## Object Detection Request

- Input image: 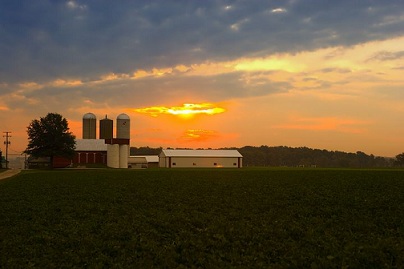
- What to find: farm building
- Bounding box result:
[74,139,108,165]
[159,149,243,168]
[53,139,107,168]
[128,156,159,168]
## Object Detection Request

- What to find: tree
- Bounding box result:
[24,113,76,168]
[395,153,404,166]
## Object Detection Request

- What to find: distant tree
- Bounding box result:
[24,113,76,168]
[394,153,404,166]
[130,146,162,156]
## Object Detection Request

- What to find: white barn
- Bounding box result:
[159,149,243,168]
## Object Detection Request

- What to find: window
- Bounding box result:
[172,163,176,166]
[233,163,237,166]
[214,163,217,166]
[193,163,196,166]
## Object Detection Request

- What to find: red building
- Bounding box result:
[53,139,107,168]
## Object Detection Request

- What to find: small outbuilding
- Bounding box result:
[128,155,159,168]
[159,149,243,168]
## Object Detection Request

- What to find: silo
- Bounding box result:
[107,144,120,168]
[82,113,97,139]
[119,145,129,168]
[116,113,130,139]
[99,115,113,139]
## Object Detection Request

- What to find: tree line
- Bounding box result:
[131,145,402,168]
[233,146,394,168]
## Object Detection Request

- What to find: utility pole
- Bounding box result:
[3,132,11,169]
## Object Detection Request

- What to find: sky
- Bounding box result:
[1,0,403,157]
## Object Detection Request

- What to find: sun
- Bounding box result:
[134,103,226,119]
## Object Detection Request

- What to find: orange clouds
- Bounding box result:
[180,129,219,142]
[235,57,304,72]
[134,103,226,118]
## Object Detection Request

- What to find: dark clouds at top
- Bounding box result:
[0,0,403,84]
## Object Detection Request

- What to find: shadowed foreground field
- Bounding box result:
[0,168,403,268]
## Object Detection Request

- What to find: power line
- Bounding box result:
[3,132,11,169]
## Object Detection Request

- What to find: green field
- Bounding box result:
[0,168,403,268]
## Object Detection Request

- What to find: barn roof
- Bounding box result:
[144,155,159,162]
[75,139,107,151]
[160,149,242,158]
[129,155,159,163]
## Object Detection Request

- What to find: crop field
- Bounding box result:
[0,168,403,268]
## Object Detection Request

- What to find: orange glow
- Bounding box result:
[180,129,219,142]
[0,99,9,111]
[134,103,226,118]
[273,117,370,134]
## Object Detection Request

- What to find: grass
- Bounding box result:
[0,168,403,268]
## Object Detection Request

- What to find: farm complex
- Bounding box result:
[50,113,243,168]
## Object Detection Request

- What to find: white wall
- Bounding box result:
[159,157,168,168]
[160,157,242,168]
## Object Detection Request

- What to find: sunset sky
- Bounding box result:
[1,0,403,157]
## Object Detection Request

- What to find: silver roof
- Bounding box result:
[117,113,130,120]
[129,155,159,163]
[160,149,242,158]
[75,139,107,151]
[83,113,96,119]
[143,156,159,162]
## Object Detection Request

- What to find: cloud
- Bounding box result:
[134,103,226,118]
[3,34,403,121]
[0,0,403,84]
[367,51,404,62]
[179,129,219,142]
[270,8,287,14]
[66,1,87,10]
[319,67,352,73]
[3,32,403,105]
[235,58,304,73]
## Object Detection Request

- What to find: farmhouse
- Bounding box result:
[159,149,243,168]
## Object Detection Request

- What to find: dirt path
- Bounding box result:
[0,169,22,180]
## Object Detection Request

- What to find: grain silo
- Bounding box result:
[107,144,120,168]
[82,113,97,139]
[119,144,129,168]
[99,115,113,139]
[116,113,130,139]
[104,113,130,169]
[117,113,130,168]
